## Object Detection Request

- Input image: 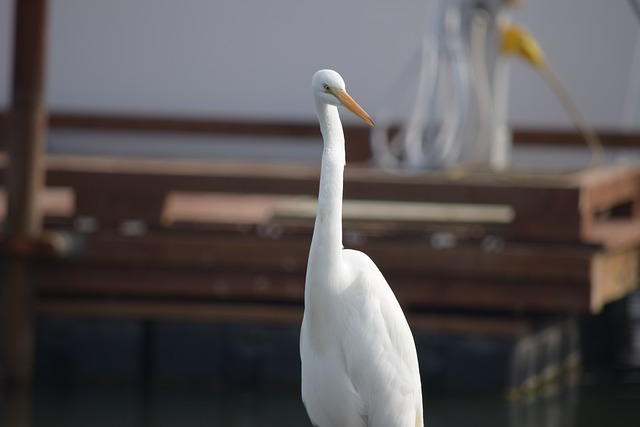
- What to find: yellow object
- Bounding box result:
[500,24,545,67]
[497,23,603,170]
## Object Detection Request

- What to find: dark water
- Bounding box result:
[3,292,639,426]
[2,376,639,427]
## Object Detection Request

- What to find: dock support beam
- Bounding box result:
[2,0,49,388]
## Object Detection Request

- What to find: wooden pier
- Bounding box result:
[1,156,638,309]
[0,153,637,320]
[0,153,637,392]
[0,0,639,392]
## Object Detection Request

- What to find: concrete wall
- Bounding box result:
[1,0,639,129]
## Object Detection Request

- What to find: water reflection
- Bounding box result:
[508,377,579,427]
[21,387,310,427]
[3,390,31,427]
[2,375,639,427]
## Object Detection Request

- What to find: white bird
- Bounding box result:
[300,69,424,427]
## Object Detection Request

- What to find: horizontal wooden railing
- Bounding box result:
[1,111,639,163]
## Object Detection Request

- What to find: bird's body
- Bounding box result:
[301,69,423,427]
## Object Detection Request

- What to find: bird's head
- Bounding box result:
[312,69,374,126]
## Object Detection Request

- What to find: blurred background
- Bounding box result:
[1,0,640,426]
[1,0,639,127]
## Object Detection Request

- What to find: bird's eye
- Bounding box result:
[323,84,330,91]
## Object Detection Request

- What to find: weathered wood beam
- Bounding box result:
[0,154,637,248]
[36,262,592,313]
[2,0,49,388]
[48,231,594,282]
[1,112,639,163]
[5,2,48,237]
[37,156,638,246]
[35,299,535,338]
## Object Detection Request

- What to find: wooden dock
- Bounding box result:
[1,0,638,393]
[0,154,637,317]
[0,154,636,392]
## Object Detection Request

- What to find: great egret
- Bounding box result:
[300,69,424,427]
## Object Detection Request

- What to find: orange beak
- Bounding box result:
[334,89,375,127]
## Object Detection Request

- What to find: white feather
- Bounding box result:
[301,70,424,427]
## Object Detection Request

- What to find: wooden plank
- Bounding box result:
[588,218,640,250]
[4,2,49,239]
[6,154,580,210]
[579,167,640,247]
[78,232,312,273]
[33,228,637,314]
[36,300,303,325]
[36,259,596,313]
[43,155,322,195]
[363,241,593,282]
[394,278,590,313]
[0,188,287,227]
[47,114,325,138]
[0,113,6,148]
[4,262,36,388]
[590,248,639,312]
[63,231,595,283]
[2,0,49,388]
[35,298,532,338]
[1,112,639,153]
[37,264,305,302]
[163,193,292,224]
[74,189,166,222]
[41,155,586,242]
[0,112,370,161]
[1,161,637,248]
[0,188,74,218]
[4,154,640,246]
[274,197,515,224]
[513,128,640,148]
[270,215,502,242]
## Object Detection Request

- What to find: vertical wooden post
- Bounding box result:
[2,0,49,388]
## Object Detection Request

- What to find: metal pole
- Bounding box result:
[2,0,49,388]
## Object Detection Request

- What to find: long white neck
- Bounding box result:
[308,100,345,277]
